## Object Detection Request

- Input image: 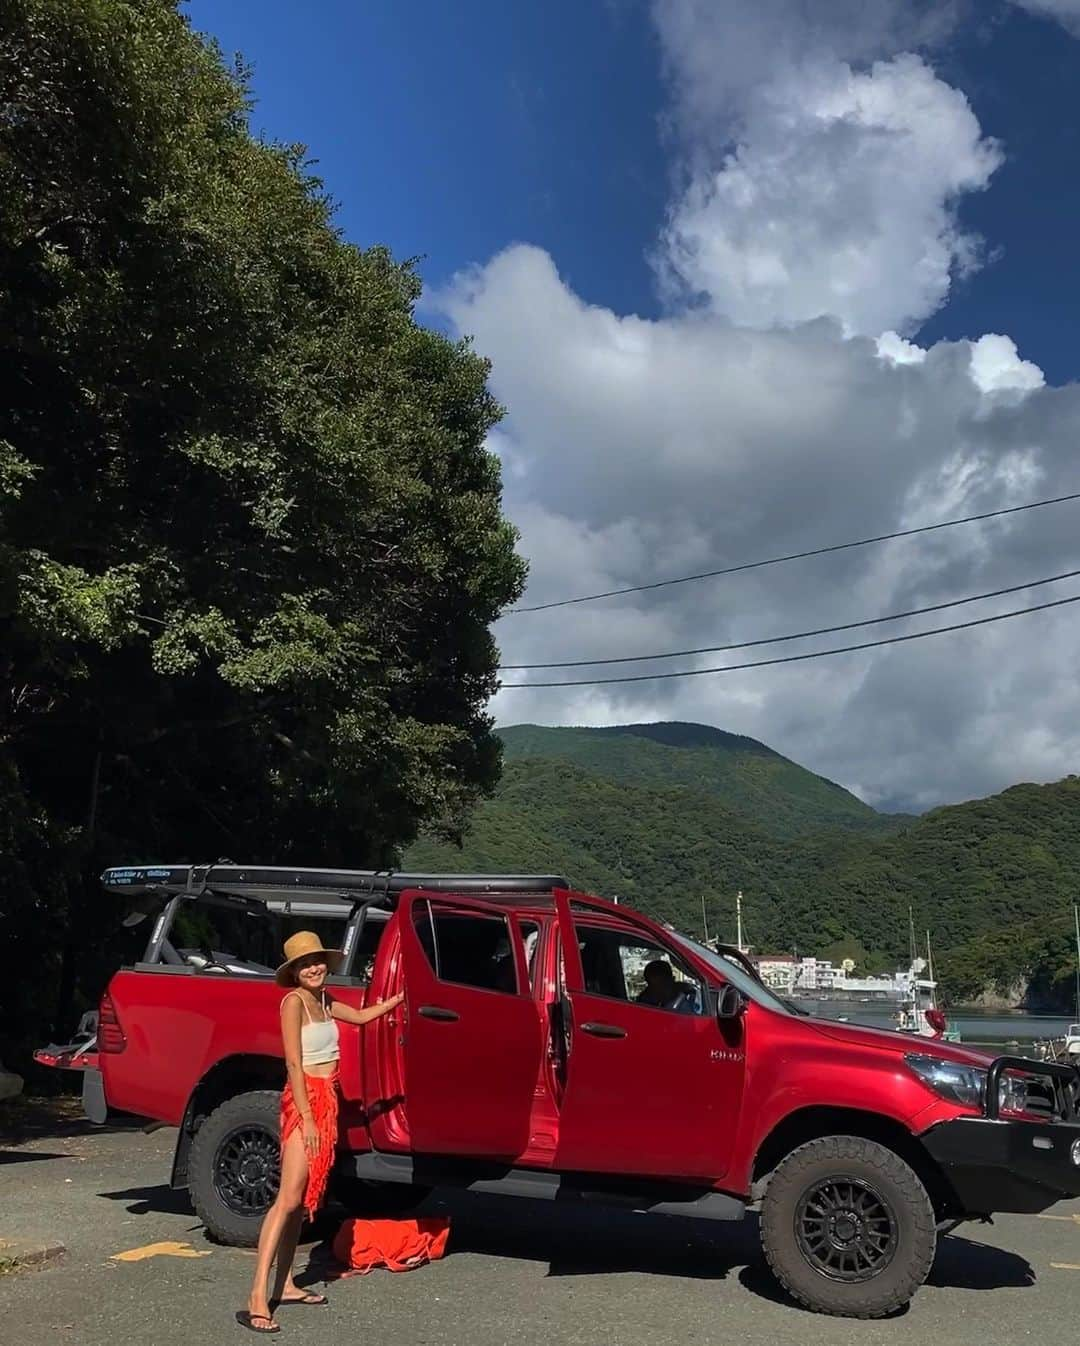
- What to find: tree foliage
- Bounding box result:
[0,0,524,1069]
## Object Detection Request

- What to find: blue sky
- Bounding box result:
[920,10,1080,377]
[185,0,668,326]
[185,0,1080,381]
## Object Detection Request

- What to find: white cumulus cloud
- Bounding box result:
[441,246,1078,810]
[659,54,1001,335]
[969,334,1045,397]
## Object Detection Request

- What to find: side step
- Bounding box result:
[341,1151,745,1222]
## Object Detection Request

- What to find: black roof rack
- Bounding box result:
[101,863,570,905]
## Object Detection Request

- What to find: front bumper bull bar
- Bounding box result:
[922,1055,1080,1215]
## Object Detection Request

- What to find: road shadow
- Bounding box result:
[304,1190,760,1284]
[928,1233,1035,1291]
[298,1193,1039,1315]
[735,1231,1035,1317]
[737,1258,919,1319]
[98,1183,198,1219]
[0,1149,74,1165]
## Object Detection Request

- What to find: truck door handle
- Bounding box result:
[581,1022,626,1039]
[418,1005,459,1022]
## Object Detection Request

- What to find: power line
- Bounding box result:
[499,566,1080,669]
[507,489,1080,614]
[499,592,1080,689]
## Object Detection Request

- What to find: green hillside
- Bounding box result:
[783,779,1080,1003]
[406,724,1080,1007]
[407,756,787,929]
[499,722,895,839]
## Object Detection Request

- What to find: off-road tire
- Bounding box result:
[189,1089,281,1247]
[760,1134,937,1318]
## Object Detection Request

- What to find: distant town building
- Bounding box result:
[753,954,798,992]
[749,952,916,1000]
[797,957,841,991]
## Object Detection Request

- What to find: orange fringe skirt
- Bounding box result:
[280,1071,339,1221]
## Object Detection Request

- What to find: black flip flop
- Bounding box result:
[236,1310,281,1334]
[275,1292,328,1308]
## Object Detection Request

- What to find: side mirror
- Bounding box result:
[716,984,747,1020]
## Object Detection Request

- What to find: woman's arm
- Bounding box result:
[331,991,404,1027]
[281,995,320,1158]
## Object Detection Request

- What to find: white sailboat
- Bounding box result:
[894,914,959,1041]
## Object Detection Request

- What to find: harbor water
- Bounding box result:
[800,1000,1075,1051]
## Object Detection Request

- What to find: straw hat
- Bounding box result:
[276,931,344,986]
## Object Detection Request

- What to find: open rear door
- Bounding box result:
[398,891,544,1159]
[552,889,743,1181]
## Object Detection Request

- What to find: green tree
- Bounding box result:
[0,0,525,1067]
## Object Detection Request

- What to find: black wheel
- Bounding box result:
[189,1090,281,1246]
[761,1135,936,1318]
[331,1174,432,1216]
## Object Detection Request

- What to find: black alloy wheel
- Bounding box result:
[795,1176,898,1282]
[760,1134,937,1317]
[213,1123,280,1217]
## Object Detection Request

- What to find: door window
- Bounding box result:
[519,920,541,991]
[413,903,524,995]
[575,925,706,1015]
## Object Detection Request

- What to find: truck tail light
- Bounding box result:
[98,993,127,1054]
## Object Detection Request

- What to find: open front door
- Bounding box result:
[553,889,744,1181]
[398,892,543,1159]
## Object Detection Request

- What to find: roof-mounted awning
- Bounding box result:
[102,863,570,906]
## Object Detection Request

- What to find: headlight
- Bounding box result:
[904,1054,1029,1114]
[905,1054,986,1108]
[997,1072,1029,1115]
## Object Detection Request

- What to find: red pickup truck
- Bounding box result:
[39,864,1080,1319]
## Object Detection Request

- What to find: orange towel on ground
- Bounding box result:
[331,1216,451,1276]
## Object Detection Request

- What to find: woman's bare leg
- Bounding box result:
[270,1208,306,1302]
[246,1129,307,1328]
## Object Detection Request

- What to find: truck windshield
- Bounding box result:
[671,933,793,1016]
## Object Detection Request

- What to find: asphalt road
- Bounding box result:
[2,1120,1079,1346]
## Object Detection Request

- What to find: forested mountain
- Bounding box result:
[499,722,897,839]
[407,724,1080,1007]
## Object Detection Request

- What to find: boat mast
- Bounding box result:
[736,890,745,955]
[1073,903,1079,1021]
[908,908,918,1019]
[701,894,710,945]
[926,931,936,1009]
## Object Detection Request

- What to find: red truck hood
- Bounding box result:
[803,1015,993,1066]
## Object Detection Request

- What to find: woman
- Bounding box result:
[240,931,404,1334]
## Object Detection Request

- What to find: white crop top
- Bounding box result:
[284,992,340,1067]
